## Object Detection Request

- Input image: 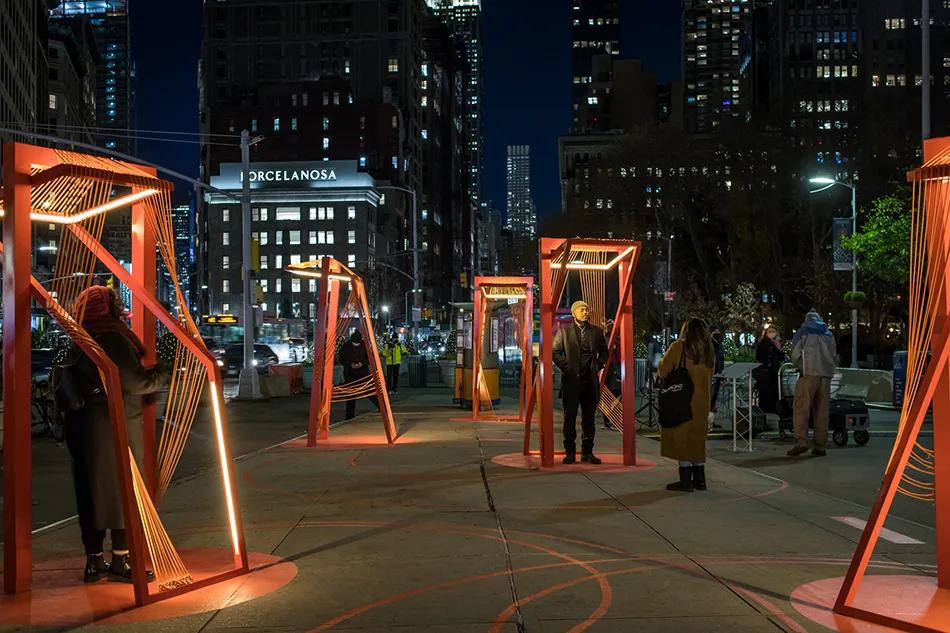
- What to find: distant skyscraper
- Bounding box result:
[50,0,135,154]
[571,0,621,126]
[506,145,535,240]
[172,203,194,308]
[682,0,751,134]
[0,0,42,142]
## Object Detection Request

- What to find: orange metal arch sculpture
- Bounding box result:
[286,257,396,446]
[470,276,534,422]
[524,238,641,468]
[1,142,248,605]
[832,138,950,632]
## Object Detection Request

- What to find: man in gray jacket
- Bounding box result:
[788,309,838,457]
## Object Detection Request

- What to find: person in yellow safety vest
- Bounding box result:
[383,334,409,393]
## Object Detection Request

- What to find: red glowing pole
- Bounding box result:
[320,260,341,440]
[309,262,332,446]
[2,142,36,593]
[521,284,534,423]
[353,275,396,442]
[131,181,158,498]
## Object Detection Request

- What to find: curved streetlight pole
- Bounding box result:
[373,185,419,345]
[810,177,858,368]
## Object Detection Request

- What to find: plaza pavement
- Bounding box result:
[0,389,937,633]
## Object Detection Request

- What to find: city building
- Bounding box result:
[476,201,501,275]
[657,81,685,127]
[47,16,99,144]
[682,0,753,134]
[506,145,535,241]
[199,0,471,324]
[571,0,621,126]
[204,160,383,320]
[50,0,135,154]
[0,0,44,143]
[172,201,195,309]
[426,0,482,212]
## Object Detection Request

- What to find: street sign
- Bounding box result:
[664,291,676,302]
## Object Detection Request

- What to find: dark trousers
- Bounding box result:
[65,415,127,555]
[387,364,400,391]
[345,396,380,420]
[563,381,598,455]
[710,377,723,410]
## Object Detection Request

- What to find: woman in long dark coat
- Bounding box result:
[755,325,784,414]
[657,318,716,492]
[63,286,162,583]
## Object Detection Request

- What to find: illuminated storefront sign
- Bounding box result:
[210,161,374,191]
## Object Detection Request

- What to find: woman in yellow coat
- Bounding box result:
[657,317,716,492]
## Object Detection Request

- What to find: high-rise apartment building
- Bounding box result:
[172,202,194,309]
[506,145,535,241]
[682,0,752,134]
[571,0,621,126]
[50,1,135,154]
[47,17,99,145]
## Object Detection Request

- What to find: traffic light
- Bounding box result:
[460,272,468,288]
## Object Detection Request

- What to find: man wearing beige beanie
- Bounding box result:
[552,300,609,464]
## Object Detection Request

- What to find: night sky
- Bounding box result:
[132,0,681,217]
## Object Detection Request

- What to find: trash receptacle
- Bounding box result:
[406,355,427,388]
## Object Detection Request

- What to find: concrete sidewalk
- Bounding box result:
[0,391,936,632]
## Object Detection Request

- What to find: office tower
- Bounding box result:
[571,0,621,126]
[47,17,100,144]
[506,145,535,241]
[682,0,752,134]
[172,202,194,309]
[50,1,135,154]
[0,0,44,143]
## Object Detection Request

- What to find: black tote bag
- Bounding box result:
[658,348,694,429]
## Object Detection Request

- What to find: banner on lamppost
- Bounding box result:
[833,217,854,272]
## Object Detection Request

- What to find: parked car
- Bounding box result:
[220,344,279,376]
[420,337,446,358]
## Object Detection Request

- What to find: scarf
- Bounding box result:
[76,285,146,357]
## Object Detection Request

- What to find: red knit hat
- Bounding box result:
[75,285,115,323]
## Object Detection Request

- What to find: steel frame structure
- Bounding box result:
[1,142,249,605]
[832,137,950,632]
[524,238,641,468]
[470,276,534,422]
[286,257,396,446]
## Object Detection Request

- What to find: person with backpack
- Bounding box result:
[55,286,163,584]
[787,309,837,457]
[383,334,409,393]
[657,317,716,492]
[338,330,380,419]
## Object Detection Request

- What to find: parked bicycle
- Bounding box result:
[32,376,65,442]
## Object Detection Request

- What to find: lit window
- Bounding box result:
[290,230,301,245]
[392,115,398,129]
[327,231,335,244]
[588,96,598,105]
[421,95,428,107]
[260,279,268,292]
[222,256,230,269]
[309,280,316,292]
[344,60,351,74]
[323,117,329,130]
[323,137,330,150]
[886,74,896,86]
[251,118,257,132]
[276,231,283,245]
[276,207,301,221]
[292,278,301,292]
[380,194,386,205]
[348,230,356,244]
[275,279,282,293]
[260,255,268,269]
[310,207,317,220]
[275,254,283,268]
[222,279,230,293]
[388,56,399,73]
[872,75,881,87]
[421,63,428,77]
[333,91,340,105]
[222,232,230,246]
[259,231,268,245]
[360,156,366,167]
[49,93,57,109]
[392,156,398,169]
[309,230,317,244]
[273,117,280,131]
[222,209,230,222]
[897,74,907,87]
[223,303,230,312]
[348,254,356,268]
[292,118,298,131]
[348,206,356,219]
[290,255,301,266]
[422,129,428,140]
[260,208,269,221]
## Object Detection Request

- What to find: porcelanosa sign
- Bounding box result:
[210,161,374,190]
[242,168,337,183]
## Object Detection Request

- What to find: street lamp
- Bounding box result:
[382,305,391,327]
[646,230,674,349]
[374,185,420,346]
[810,176,858,368]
